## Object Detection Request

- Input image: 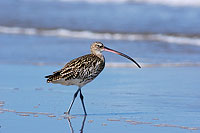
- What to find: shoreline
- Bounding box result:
[1,62,200,68]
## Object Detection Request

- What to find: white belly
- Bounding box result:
[51,78,86,87]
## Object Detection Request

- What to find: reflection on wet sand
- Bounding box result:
[0,107,200,131]
[65,115,87,133]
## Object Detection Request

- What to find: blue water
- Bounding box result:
[1,0,200,34]
[0,0,200,65]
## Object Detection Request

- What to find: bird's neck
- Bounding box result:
[91,51,105,61]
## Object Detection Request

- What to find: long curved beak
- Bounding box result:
[104,46,141,68]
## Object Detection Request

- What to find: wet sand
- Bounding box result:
[0,64,200,133]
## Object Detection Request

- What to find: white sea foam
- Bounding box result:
[106,62,200,68]
[1,26,200,46]
[30,62,200,68]
[50,0,200,7]
[134,0,200,7]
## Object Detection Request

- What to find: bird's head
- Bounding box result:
[91,42,104,54]
[90,42,141,68]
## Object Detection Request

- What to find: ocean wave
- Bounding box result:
[106,62,200,68]
[30,62,200,68]
[1,26,200,46]
[49,0,200,7]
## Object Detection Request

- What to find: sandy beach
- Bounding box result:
[0,64,199,133]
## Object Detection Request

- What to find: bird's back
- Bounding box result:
[45,54,105,87]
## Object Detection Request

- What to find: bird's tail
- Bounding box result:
[45,75,53,83]
[45,70,62,83]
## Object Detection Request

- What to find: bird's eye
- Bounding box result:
[98,45,103,48]
[95,42,103,48]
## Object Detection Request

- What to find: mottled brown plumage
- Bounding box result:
[45,54,105,87]
[45,42,141,115]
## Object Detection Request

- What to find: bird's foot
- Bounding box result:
[63,112,75,119]
[64,111,69,115]
[64,111,71,117]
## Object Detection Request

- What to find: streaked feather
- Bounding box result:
[45,54,105,86]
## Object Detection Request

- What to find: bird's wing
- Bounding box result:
[45,54,105,83]
[60,54,97,80]
[62,54,105,80]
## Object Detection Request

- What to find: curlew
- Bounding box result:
[45,42,141,115]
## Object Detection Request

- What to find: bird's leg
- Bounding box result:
[66,116,74,133]
[79,89,87,115]
[80,115,87,133]
[65,88,80,115]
